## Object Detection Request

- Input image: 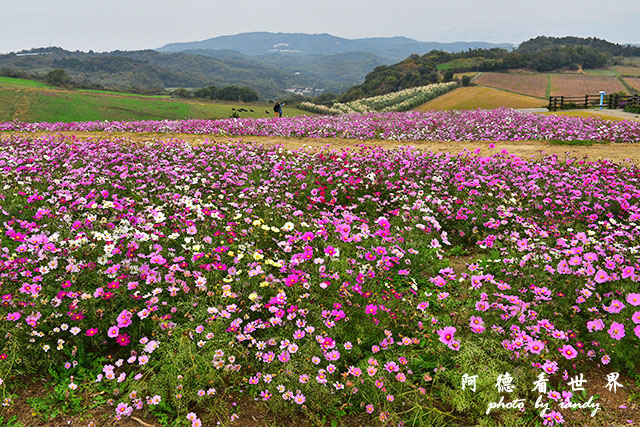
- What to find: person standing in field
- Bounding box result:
[273,102,284,117]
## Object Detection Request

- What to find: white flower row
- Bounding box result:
[300,82,457,115]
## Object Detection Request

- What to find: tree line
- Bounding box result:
[172,85,259,102]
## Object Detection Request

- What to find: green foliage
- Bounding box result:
[45,69,73,88]
[547,139,608,146]
[0,415,25,427]
[442,70,454,82]
[461,75,471,86]
[339,54,439,102]
[170,88,192,99]
[193,84,259,102]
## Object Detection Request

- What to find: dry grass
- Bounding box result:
[617,66,640,77]
[416,86,545,111]
[550,74,628,96]
[624,77,640,91]
[475,72,548,98]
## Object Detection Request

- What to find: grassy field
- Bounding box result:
[436,57,485,70]
[0,77,309,122]
[475,72,548,98]
[549,73,628,96]
[582,68,617,76]
[415,86,546,110]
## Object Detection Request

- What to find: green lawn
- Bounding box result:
[0,77,310,122]
[0,76,54,88]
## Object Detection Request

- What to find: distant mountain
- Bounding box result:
[158,32,514,61]
[183,49,388,93]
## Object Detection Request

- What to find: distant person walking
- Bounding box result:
[273,102,284,117]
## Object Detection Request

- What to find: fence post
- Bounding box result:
[584,94,589,108]
[548,97,553,110]
[560,96,564,110]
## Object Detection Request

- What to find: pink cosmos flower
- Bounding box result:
[365,304,378,315]
[558,344,578,360]
[628,293,640,306]
[284,274,299,287]
[86,328,98,337]
[6,312,21,321]
[107,326,120,338]
[437,326,456,345]
[384,361,399,373]
[115,402,132,417]
[608,322,625,340]
[527,340,544,354]
[587,319,605,332]
[594,270,609,284]
[417,302,429,311]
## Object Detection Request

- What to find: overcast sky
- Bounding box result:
[2,0,639,53]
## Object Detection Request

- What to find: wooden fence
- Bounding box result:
[548,94,640,111]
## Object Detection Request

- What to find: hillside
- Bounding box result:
[158,32,514,61]
[0,77,309,122]
[0,48,307,99]
[338,55,439,102]
[336,35,640,102]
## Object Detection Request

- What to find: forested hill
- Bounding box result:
[517,36,640,56]
[339,55,439,102]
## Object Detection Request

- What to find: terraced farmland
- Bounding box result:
[475,72,548,98]
[624,77,640,91]
[550,74,628,96]
[616,66,640,77]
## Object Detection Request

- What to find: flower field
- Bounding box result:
[2,108,640,143]
[0,118,640,426]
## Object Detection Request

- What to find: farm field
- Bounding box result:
[0,77,309,122]
[416,86,545,110]
[616,66,640,77]
[624,77,640,91]
[474,72,548,98]
[549,73,628,96]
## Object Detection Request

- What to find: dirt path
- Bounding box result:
[4,131,640,164]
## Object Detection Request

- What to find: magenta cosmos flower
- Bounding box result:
[116,334,131,346]
[437,326,457,345]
